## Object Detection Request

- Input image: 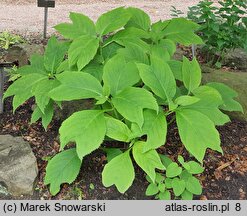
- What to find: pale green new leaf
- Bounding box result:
[138,56,176,104]
[102,150,135,193]
[44,36,69,73]
[125,7,151,31]
[172,178,186,196]
[55,12,96,39]
[142,109,167,152]
[105,117,132,142]
[112,87,158,127]
[44,148,81,195]
[187,161,204,174]
[181,190,193,200]
[182,57,201,93]
[186,176,202,195]
[176,109,222,162]
[133,141,165,182]
[158,190,171,200]
[145,183,159,196]
[68,35,99,70]
[49,72,103,101]
[103,55,140,96]
[96,7,131,36]
[207,82,243,112]
[59,110,106,159]
[166,162,182,178]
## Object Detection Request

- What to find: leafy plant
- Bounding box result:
[4,7,243,198]
[145,155,204,200]
[187,0,247,67]
[0,31,24,50]
[170,6,185,18]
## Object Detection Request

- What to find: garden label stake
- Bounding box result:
[37,0,55,39]
[0,65,4,113]
[0,62,14,113]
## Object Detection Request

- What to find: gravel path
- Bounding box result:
[0,0,201,36]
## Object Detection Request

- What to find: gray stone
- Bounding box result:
[4,44,44,66]
[0,135,38,196]
[223,48,247,71]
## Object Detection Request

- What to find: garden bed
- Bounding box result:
[0,85,246,200]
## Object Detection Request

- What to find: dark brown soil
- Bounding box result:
[0,84,246,200]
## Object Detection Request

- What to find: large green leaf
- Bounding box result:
[55,12,96,39]
[105,117,132,142]
[102,42,123,62]
[167,60,183,81]
[44,148,81,195]
[4,74,46,111]
[32,79,60,113]
[68,35,99,70]
[182,57,201,93]
[103,55,140,96]
[117,41,149,64]
[150,44,170,62]
[102,150,135,193]
[49,72,103,101]
[132,141,165,182]
[104,148,122,162]
[125,7,151,31]
[176,109,222,162]
[160,39,177,56]
[17,54,47,76]
[44,36,69,73]
[207,82,243,112]
[138,56,176,104]
[162,18,203,45]
[113,27,149,43]
[59,110,106,159]
[142,110,167,152]
[96,7,131,36]
[184,86,230,125]
[112,87,158,127]
[31,101,54,129]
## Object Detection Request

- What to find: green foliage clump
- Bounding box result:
[4,7,243,198]
[145,155,204,200]
[0,31,24,50]
[187,0,247,67]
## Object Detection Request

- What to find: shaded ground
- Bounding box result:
[0,85,246,200]
[0,0,201,36]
